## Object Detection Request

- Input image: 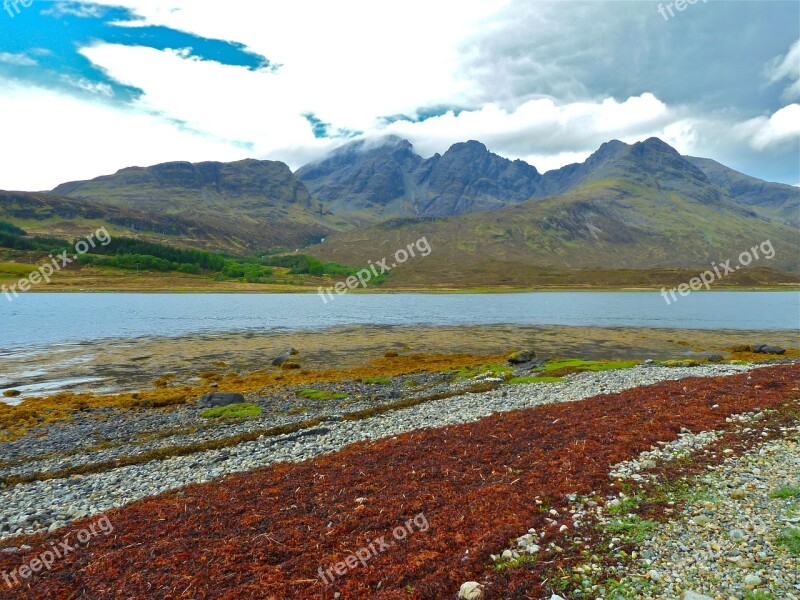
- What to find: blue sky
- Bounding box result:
[0,0,797,190]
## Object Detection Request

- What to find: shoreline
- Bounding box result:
[2,324,798,402]
[1,363,797,597]
[6,285,800,294]
[0,362,772,538]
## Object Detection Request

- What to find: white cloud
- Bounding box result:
[765,40,800,102]
[0,0,797,189]
[736,104,800,151]
[0,78,249,191]
[60,74,114,97]
[41,2,106,19]
[0,52,36,66]
[377,93,675,167]
[82,0,503,132]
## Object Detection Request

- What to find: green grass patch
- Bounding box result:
[744,591,776,600]
[492,554,538,571]
[607,495,644,516]
[451,363,512,380]
[508,375,564,384]
[659,359,702,367]
[0,262,37,277]
[200,403,262,419]
[542,359,639,377]
[604,516,658,544]
[602,576,660,600]
[770,485,800,499]
[362,377,392,385]
[297,389,347,400]
[777,527,800,555]
[508,359,639,384]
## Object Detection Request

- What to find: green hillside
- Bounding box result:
[307,178,800,287]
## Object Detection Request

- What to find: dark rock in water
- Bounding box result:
[756,345,785,355]
[508,350,536,364]
[752,344,767,353]
[272,355,289,366]
[199,392,245,408]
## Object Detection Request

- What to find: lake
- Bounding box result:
[1,291,798,352]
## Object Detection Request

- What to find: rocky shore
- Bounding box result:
[0,362,761,542]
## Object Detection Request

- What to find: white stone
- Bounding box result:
[458,582,484,600]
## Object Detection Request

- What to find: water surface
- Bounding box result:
[1,291,797,353]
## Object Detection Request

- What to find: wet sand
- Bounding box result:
[1,325,798,401]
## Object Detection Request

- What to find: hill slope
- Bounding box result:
[48,159,347,251]
[3,137,796,285]
[308,141,800,287]
[686,156,800,227]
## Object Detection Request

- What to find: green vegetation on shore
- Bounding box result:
[200,403,263,419]
[296,389,347,400]
[0,225,385,286]
[507,359,640,384]
[0,221,71,253]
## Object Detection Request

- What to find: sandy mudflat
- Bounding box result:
[1,324,798,400]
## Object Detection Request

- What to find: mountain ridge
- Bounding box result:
[297,135,798,227]
[1,136,796,285]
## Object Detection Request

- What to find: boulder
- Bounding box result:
[756,345,785,355]
[199,392,245,408]
[271,355,290,366]
[508,350,536,364]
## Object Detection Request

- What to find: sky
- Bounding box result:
[0,0,798,191]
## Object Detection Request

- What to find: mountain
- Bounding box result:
[413,140,542,216]
[686,156,800,227]
[536,138,724,207]
[307,138,799,286]
[293,136,422,223]
[3,137,797,288]
[0,190,192,241]
[296,136,541,220]
[298,136,795,222]
[48,159,347,251]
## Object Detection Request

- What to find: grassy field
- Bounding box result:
[2,259,798,293]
